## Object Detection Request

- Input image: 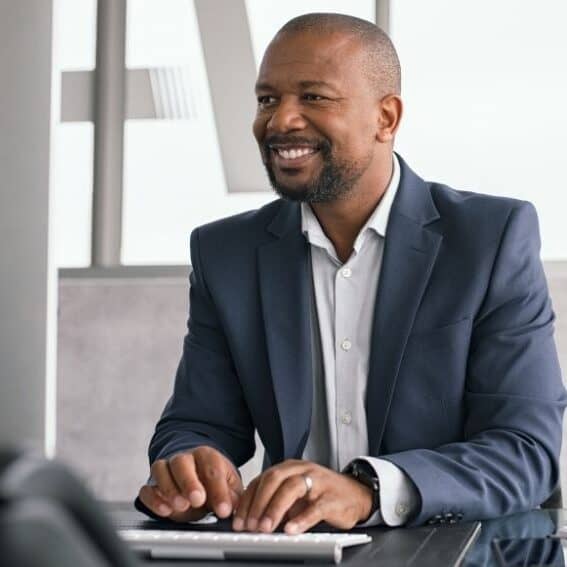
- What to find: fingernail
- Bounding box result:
[217,502,231,518]
[189,490,205,507]
[247,517,258,531]
[232,517,244,531]
[259,517,272,532]
[158,503,172,516]
[173,496,189,511]
[285,521,299,534]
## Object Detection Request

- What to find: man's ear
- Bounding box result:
[376,95,403,143]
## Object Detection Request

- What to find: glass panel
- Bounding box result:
[122,121,271,265]
[122,0,272,265]
[52,123,94,268]
[55,0,97,71]
[391,0,567,259]
[53,0,96,267]
[246,0,375,67]
[126,0,194,67]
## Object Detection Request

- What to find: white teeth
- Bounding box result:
[276,147,315,159]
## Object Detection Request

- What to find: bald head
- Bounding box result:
[274,12,401,98]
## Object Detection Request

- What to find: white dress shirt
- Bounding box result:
[301,154,419,526]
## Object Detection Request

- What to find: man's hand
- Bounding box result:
[232,460,373,534]
[138,446,243,522]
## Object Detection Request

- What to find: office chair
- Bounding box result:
[0,449,140,567]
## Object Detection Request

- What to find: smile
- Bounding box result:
[270,146,320,168]
[275,147,316,159]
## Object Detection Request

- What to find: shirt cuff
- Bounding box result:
[350,456,419,527]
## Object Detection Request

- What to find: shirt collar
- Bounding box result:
[301,154,400,253]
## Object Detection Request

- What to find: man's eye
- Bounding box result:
[304,94,324,101]
[257,96,276,106]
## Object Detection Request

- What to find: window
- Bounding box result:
[122,0,272,265]
[391,0,567,258]
[245,0,375,65]
[54,0,567,266]
[52,0,97,267]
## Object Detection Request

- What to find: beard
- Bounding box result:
[262,137,370,203]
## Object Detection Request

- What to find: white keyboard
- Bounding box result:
[119,529,372,564]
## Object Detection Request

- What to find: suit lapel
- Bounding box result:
[366,157,443,455]
[258,202,313,460]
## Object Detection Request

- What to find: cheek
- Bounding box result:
[331,131,372,161]
[252,115,267,143]
[336,119,377,160]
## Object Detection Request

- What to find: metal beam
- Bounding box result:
[59,265,190,280]
[194,0,268,193]
[375,0,390,33]
[61,67,199,122]
[92,0,127,267]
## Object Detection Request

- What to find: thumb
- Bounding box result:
[229,487,241,512]
[227,466,244,496]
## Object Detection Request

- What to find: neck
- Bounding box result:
[310,157,393,262]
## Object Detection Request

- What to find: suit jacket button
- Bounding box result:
[395,503,409,518]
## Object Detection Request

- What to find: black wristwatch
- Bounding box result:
[344,460,381,518]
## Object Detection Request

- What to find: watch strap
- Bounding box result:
[344,460,381,517]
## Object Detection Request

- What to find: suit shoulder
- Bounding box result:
[189,199,286,271]
[193,199,283,242]
[429,182,537,236]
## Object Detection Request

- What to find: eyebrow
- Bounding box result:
[255,80,339,93]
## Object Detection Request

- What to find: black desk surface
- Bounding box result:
[108,503,567,567]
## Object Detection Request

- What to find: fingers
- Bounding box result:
[143,447,243,522]
[227,469,245,498]
[234,461,315,532]
[231,462,365,533]
[193,449,236,518]
[232,477,260,531]
[256,475,311,533]
[138,483,173,517]
[169,453,206,507]
[284,500,325,534]
[150,458,190,513]
[244,472,283,531]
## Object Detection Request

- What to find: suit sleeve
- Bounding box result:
[148,228,256,468]
[382,201,567,526]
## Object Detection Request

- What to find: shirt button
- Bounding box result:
[341,411,352,425]
[341,339,352,351]
[341,267,352,278]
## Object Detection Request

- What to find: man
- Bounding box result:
[137,13,566,532]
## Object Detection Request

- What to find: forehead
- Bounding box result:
[256,31,367,90]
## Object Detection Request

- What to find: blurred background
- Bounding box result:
[1,0,566,503]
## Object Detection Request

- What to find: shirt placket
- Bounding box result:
[334,258,359,470]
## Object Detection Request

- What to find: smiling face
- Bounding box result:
[253,31,387,203]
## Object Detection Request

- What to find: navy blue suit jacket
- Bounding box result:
[149,156,566,526]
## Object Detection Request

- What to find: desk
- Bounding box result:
[462,509,566,566]
[109,503,566,566]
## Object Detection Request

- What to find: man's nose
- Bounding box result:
[267,98,307,133]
